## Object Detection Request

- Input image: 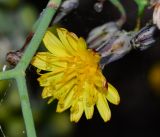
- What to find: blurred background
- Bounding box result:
[1,0,160,137]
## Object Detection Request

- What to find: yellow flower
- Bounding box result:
[31,28,120,122]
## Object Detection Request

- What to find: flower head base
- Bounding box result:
[31,28,120,122]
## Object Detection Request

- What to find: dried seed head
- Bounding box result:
[131,24,160,50]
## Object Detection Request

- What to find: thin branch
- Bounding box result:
[0,69,17,80]
[0,0,62,137]
[16,76,36,137]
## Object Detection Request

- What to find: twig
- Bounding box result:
[0,0,62,137]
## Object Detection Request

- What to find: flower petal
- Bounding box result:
[32,52,66,71]
[38,71,63,86]
[84,105,94,120]
[70,101,84,122]
[57,28,76,54]
[96,92,111,122]
[83,83,94,119]
[69,32,79,40]
[93,70,106,88]
[56,86,75,112]
[54,77,76,99]
[42,86,54,98]
[43,31,69,56]
[78,37,87,50]
[67,32,79,51]
[106,83,120,105]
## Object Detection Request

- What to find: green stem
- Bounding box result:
[16,75,36,137]
[16,0,62,70]
[0,0,62,137]
[109,0,126,26]
[109,0,126,18]
[0,69,17,80]
[134,0,148,17]
[134,0,149,30]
